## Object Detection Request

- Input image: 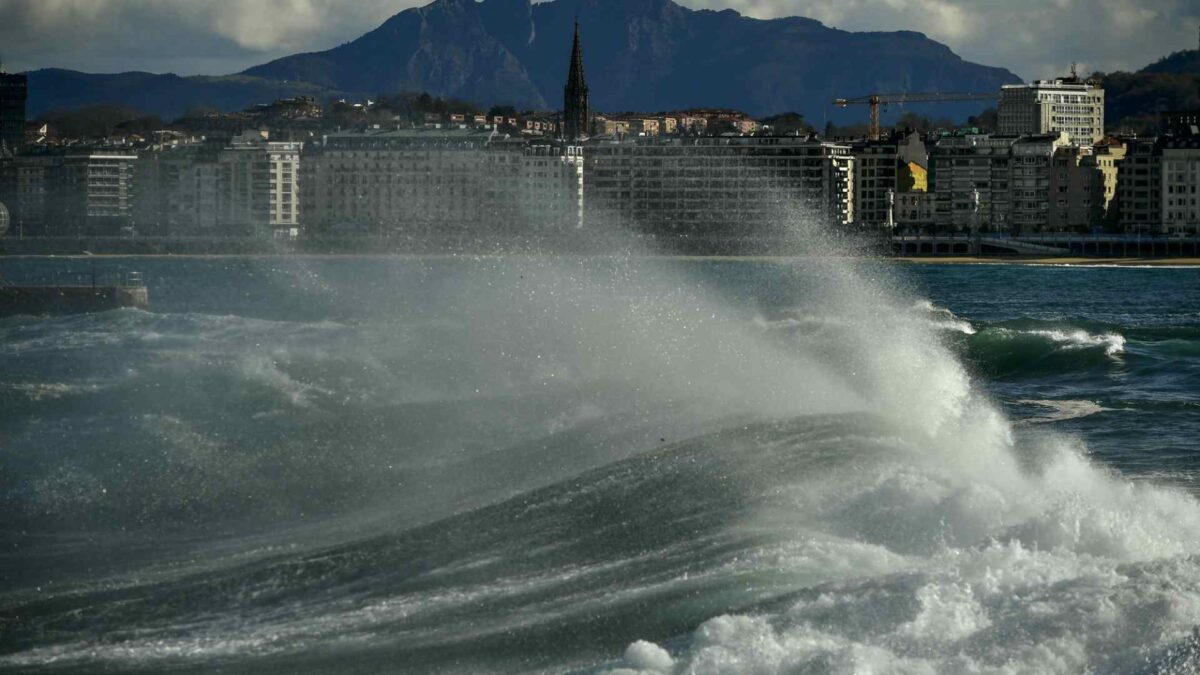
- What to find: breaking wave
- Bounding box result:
[2,257,1200,674]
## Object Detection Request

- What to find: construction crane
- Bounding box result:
[832,92,999,141]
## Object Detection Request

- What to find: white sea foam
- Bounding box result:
[1025,328,1126,356]
[610,440,1200,674]
[1016,398,1114,424]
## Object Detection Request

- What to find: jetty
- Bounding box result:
[0,270,148,317]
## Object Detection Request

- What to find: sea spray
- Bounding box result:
[3,252,1200,672]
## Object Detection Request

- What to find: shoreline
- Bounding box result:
[891,256,1200,266]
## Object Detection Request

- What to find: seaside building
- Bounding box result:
[300,129,584,237]
[217,132,302,237]
[301,129,493,236]
[1160,134,1200,234]
[1008,133,1072,234]
[1047,145,1105,232]
[1117,137,1163,234]
[134,132,300,238]
[1093,139,1126,225]
[583,135,855,236]
[894,191,936,231]
[929,133,1018,232]
[48,151,138,236]
[0,153,55,236]
[135,143,223,236]
[0,68,27,154]
[998,72,1105,145]
[852,130,927,228]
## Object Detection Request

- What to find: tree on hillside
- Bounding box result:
[487,105,517,119]
[35,105,156,140]
[966,107,998,133]
[1102,70,1200,135]
[758,112,813,135]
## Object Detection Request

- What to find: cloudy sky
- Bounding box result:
[0,0,1195,80]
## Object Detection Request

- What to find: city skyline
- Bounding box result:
[0,0,1195,82]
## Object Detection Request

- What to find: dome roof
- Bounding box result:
[0,201,9,237]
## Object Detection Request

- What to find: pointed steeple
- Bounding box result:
[563,19,590,141]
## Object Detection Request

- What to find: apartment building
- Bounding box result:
[49,151,138,235]
[1161,135,1200,234]
[998,75,1105,145]
[1047,145,1105,232]
[929,134,1018,232]
[583,135,855,235]
[301,129,584,236]
[1117,137,1163,233]
[218,133,302,237]
[852,131,927,228]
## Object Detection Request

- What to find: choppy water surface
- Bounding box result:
[2,257,1199,674]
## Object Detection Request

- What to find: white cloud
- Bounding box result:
[677,0,1199,79]
[0,0,419,74]
[0,0,1194,78]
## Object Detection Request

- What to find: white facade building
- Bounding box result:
[218,133,302,237]
[300,129,584,236]
[998,76,1105,145]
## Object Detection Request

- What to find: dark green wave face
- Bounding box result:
[2,258,1200,674]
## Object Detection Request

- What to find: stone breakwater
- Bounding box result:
[0,285,148,317]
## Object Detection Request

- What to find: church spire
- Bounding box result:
[563,19,589,141]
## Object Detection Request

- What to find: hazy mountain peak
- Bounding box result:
[25,0,1021,121]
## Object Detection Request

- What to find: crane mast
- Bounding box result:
[832,92,999,141]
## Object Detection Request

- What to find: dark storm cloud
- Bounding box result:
[0,0,1194,78]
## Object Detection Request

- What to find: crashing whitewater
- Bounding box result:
[2,255,1200,674]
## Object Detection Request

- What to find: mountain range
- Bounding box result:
[23,0,1021,125]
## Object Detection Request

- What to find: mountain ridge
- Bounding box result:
[24,0,1021,123]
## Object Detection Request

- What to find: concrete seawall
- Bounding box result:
[0,285,149,317]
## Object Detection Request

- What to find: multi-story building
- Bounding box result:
[0,153,54,235]
[1009,133,1071,234]
[929,134,1018,232]
[1117,137,1163,233]
[852,131,927,228]
[48,151,138,235]
[895,191,936,231]
[1092,139,1126,225]
[217,132,302,237]
[1161,135,1200,234]
[998,74,1105,145]
[485,137,585,232]
[300,129,584,236]
[135,143,223,236]
[583,135,855,235]
[302,128,494,236]
[1161,110,1200,137]
[0,70,27,153]
[592,117,631,137]
[1047,145,1105,232]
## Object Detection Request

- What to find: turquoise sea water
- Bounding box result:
[1,256,1199,673]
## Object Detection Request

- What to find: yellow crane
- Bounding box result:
[833,92,999,141]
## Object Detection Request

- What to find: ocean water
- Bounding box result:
[1,256,1199,674]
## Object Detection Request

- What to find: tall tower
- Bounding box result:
[563,20,589,141]
[0,59,27,154]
